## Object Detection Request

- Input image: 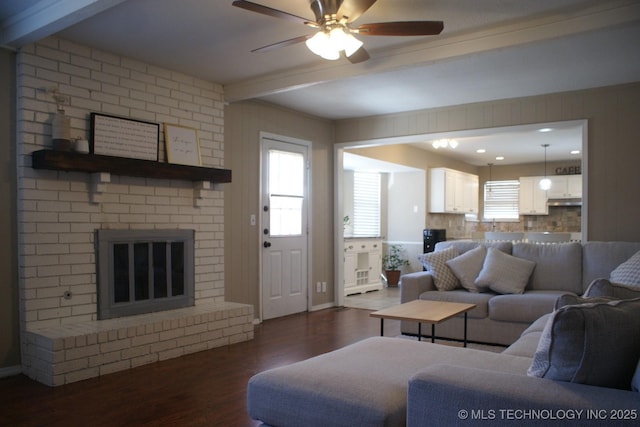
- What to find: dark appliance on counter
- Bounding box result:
[423,229,446,254]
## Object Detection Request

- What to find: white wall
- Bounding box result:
[386,171,425,273]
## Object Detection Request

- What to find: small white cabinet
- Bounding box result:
[429,168,479,214]
[547,175,582,199]
[343,238,382,296]
[519,176,549,215]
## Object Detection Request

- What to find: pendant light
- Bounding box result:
[539,144,552,190]
[487,163,493,193]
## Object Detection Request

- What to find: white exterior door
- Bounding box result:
[261,135,309,320]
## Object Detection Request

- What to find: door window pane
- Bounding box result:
[269,150,304,236]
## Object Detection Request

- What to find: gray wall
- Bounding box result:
[224,101,335,318]
[0,48,20,369]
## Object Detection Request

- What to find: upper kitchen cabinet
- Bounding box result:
[519,176,549,215]
[430,167,479,214]
[547,175,582,199]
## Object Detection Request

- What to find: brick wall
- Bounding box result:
[16,37,252,384]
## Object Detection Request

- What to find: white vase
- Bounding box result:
[52,110,71,150]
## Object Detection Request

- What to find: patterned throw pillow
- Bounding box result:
[528,297,640,390]
[446,245,487,292]
[610,250,640,286]
[419,246,460,291]
[474,247,536,294]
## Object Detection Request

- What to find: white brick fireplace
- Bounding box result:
[16,37,253,386]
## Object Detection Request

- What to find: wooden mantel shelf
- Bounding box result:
[31,149,232,183]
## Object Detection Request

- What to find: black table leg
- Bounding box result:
[380,318,384,336]
[464,312,468,347]
[418,322,421,341]
[431,324,435,343]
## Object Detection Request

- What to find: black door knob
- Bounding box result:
[263,241,271,248]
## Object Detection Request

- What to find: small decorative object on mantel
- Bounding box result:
[382,244,410,287]
[91,113,159,161]
[164,124,202,166]
[50,88,71,151]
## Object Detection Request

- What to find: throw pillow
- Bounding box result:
[585,278,640,300]
[610,250,640,286]
[474,247,535,294]
[419,246,460,291]
[528,297,640,390]
[446,245,487,292]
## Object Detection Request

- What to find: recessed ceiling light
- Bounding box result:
[538,128,553,132]
[476,149,486,153]
[571,150,580,155]
[496,156,505,161]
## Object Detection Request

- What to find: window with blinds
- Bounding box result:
[353,172,381,237]
[484,180,520,220]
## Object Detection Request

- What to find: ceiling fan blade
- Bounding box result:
[251,35,311,53]
[336,0,377,23]
[346,46,370,64]
[357,21,444,36]
[232,0,313,26]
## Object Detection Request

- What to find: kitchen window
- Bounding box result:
[484,180,520,221]
[353,171,381,237]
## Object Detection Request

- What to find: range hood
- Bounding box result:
[547,198,582,207]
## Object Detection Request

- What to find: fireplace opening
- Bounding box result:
[97,229,195,319]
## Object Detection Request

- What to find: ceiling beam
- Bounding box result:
[0,0,129,49]
[223,0,640,103]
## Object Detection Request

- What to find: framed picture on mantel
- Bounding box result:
[164,124,202,166]
[90,113,159,161]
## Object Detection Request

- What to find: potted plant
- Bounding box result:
[382,244,409,287]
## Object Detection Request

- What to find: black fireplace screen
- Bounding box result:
[97,229,194,319]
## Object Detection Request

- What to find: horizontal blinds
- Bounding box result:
[484,180,519,220]
[353,172,381,237]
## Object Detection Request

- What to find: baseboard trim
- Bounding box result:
[311,302,335,312]
[0,365,22,378]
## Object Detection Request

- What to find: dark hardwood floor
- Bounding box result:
[1,307,400,427]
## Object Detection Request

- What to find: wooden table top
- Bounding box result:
[370,300,476,324]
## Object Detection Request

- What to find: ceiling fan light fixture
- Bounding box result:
[306,31,340,60]
[306,26,363,60]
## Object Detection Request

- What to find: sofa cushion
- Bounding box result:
[474,248,535,294]
[584,278,640,299]
[512,242,582,293]
[419,290,494,319]
[502,313,552,359]
[434,240,512,256]
[527,297,640,390]
[610,250,640,286]
[419,246,460,291]
[489,291,569,323]
[633,359,640,392]
[445,245,486,292]
[554,294,616,310]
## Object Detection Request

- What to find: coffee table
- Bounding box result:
[370,300,476,347]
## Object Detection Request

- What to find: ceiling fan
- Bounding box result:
[232,0,444,63]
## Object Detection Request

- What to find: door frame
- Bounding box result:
[259,131,312,321]
[333,119,588,303]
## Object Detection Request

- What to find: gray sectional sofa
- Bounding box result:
[246,241,640,426]
[400,240,640,345]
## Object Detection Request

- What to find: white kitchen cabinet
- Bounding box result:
[429,168,479,214]
[547,175,582,199]
[343,238,382,296]
[519,176,549,215]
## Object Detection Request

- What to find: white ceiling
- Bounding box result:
[1,0,639,164]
